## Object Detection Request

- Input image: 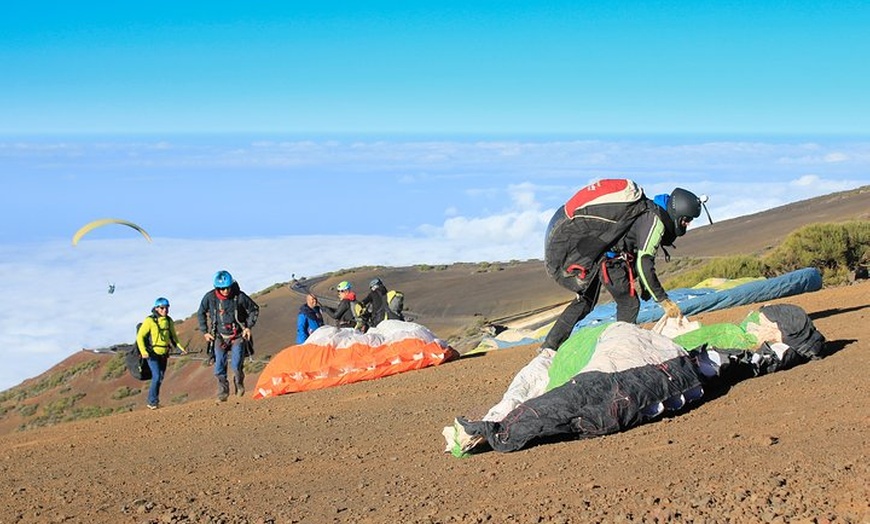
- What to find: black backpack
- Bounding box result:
[126,314,176,380]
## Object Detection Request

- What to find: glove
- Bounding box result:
[659,298,682,319]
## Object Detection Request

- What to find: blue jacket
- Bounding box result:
[297,304,324,344]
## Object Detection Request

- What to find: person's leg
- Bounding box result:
[214,343,230,401]
[603,261,640,323]
[157,356,168,402]
[146,357,162,407]
[542,278,601,351]
[230,339,246,396]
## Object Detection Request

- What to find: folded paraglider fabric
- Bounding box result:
[253,320,458,399]
[448,304,825,455]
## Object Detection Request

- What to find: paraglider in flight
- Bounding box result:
[108,284,116,294]
[71,218,152,246]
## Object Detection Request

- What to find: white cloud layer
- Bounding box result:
[1,228,551,391]
[2,136,869,390]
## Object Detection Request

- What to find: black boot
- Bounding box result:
[217,376,230,402]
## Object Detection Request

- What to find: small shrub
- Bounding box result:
[170,393,189,404]
[244,359,267,374]
[764,221,870,286]
[67,405,115,421]
[111,386,141,400]
[17,360,99,401]
[665,255,767,289]
[43,393,86,418]
[170,356,191,371]
[102,353,128,380]
[17,403,38,417]
[662,221,869,289]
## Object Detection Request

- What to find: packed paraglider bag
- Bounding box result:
[124,345,152,380]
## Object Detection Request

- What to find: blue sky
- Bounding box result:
[1,2,869,391]
[2,1,869,134]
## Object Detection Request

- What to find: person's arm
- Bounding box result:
[197,293,211,333]
[136,317,153,358]
[168,318,186,353]
[322,304,338,319]
[633,213,669,302]
[240,293,260,328]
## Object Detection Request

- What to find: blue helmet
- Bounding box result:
[153,297,170,308]
[369,278,383,289]
[336,280,352,291]
[213,270,233,289]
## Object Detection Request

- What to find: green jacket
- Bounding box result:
[137,315,184,357]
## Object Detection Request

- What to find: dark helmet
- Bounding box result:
[668,188,702,237]
[369,277,383,289]
[213,270,233,289]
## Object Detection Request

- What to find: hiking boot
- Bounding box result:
[147,403,159,410]
[217,377,230,400]
[236,385,245,397]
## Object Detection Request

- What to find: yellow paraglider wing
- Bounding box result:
[71,218,153,246]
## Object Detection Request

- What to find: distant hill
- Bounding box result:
[1,185,867,435]
[676,184,870,257]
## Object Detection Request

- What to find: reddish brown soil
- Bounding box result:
[0,281,867,524]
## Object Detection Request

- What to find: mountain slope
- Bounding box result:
[0,186,867,436]
[0,281,867,523]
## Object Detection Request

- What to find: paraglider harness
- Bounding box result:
[600,252,638,297]
[386,289,405,320]
[350,299,370,332]
[600,243,673,300]
[205,288,254,366]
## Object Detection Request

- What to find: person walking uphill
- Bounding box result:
[543,179,706,354]
[137,297,186,410]
[297,293,324,344]
[197,270,259,402]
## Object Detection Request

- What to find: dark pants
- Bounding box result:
[601,258,640,323]
[544,256,643,351]
[543,274,602,351]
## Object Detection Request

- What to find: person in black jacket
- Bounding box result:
[543,184,705,354]
[197,270,259,402]
[321,280,361,329]
[360,278,402,328]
